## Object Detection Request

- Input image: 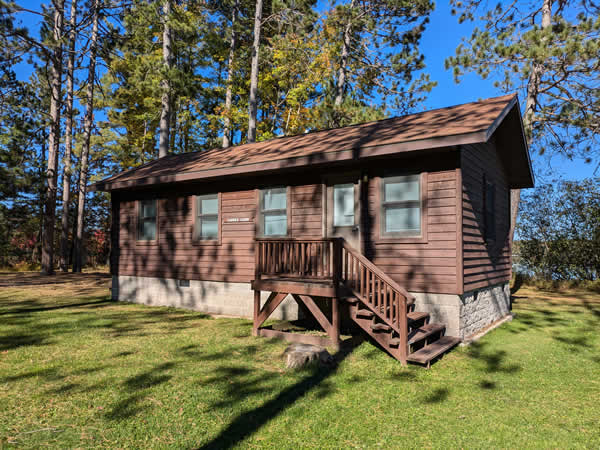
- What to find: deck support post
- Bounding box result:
[252,289,260,336]
[331,296,340,349]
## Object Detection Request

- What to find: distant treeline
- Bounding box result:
[514,178,600,282]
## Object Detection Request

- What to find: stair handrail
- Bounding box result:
[339,240,411,364]
[340,240,416,304]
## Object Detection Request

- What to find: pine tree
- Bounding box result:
[41,0,65,275]
[98,0,213,163]
[158,0,172,158]
[247,0,263,143]
[60,0,78,272]
[222,0,239,148]
[446,0,600,242]
[321,0,436,128]
[73,0,100,273]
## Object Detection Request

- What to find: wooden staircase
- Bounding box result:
[338,241,461,368]
[252,238,460,368]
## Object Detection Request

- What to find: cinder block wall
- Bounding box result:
[411,282,510,339]
[113,275,300,320]
[113,276,510,340]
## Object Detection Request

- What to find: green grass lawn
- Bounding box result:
[1,272,599,448]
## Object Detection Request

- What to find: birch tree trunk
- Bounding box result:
[59,0,77,272]
[158,0,172,158]
[41,0,65,275]
[222,0,238,148]
[73,0,99,273]
[247,0,263,143]
[509,0,552,244]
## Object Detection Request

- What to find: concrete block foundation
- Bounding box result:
[113,275,300,320]
[113,275,510,339]
[412,282,511,339]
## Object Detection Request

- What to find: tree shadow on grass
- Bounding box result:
[423,387,449,404]
[465,341,521,375]
[0,333,49,351]
[512,291,600,361]
[199,336,364,450]
[0,299,115,316]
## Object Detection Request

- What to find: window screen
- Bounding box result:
[333,183,355,226]
[261,188,287,236]
[138,199,157,241]
[381,175,421,235]
[195,194,219,240]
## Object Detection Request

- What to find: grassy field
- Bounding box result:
[1,272,599,448]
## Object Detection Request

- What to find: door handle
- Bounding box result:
[352,225,360,232]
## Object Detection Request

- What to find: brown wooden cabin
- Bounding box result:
[93,94,534,367]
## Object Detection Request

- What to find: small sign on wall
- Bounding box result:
[224,217,253,223]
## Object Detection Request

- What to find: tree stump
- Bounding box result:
[283,343,333,369]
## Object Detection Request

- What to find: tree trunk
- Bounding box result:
[509,0,552,245]
[59,0,77,272]
[34,129,48,265]
[334,0,355,108]
[158,0,172,158]
[222,0,238,148]
[73,0,99,273]
[247,0,263,143]
[41,0,65,275]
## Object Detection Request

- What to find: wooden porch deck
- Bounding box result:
[251,238,460,367]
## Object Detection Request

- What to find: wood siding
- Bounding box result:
[363,170,459,294]
[112,153,468,295]
[461,140,511,292]
[115,185,323,283]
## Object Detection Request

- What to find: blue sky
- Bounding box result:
[11,0,597,183]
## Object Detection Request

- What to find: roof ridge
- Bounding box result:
[92,93,522,191]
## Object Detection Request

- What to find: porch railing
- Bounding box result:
[254,238,340,281]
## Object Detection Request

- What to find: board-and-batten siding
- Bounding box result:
[461,141,511,292]
[364,170,459,295]
[115,184,323,283]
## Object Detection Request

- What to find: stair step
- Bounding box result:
[356,309,374,319]
[370,323,391,332]
[388,323,445,347]
[342,296,359,304]
[407,336,461,366]
[408,323,445,345]
[389,337,401,347]
[407,311,429,323]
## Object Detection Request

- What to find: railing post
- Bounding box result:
[254,240,261,281]
[332,238,342,289]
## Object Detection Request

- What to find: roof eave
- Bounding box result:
[92,129,490,192]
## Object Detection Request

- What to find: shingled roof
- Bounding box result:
[93,93,533,191]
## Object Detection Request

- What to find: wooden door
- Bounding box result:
[325,178,361,251]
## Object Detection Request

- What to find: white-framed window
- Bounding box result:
[195,194,219,241]
[381,175,421,236]
[260,187,288,236]
[137,199,157,241]
[333,183,355,227]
